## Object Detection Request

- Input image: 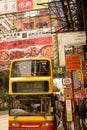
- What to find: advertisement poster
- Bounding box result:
[0,36,53,65]
[66,100,73,122]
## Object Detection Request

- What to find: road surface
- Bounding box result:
[0,114,8,130]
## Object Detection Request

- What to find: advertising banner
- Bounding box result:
[0,36,53,65]
[0,28,52,42]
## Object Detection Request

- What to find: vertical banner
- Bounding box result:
[52,35,59,67]
[66,99,73,122]
[72,70,85,98]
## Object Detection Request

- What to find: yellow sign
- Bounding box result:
[57,68,63,74]
[33,0,48,10]
[77,71,82,81]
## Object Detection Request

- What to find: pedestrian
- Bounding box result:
[61,101,68,130]
[74,100,81,130]
[54,94,60,129]
[78,98,87,130]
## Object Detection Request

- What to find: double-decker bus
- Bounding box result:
[9,58,55,130]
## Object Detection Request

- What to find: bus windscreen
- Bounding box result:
[11,60,50,77]
[9,95,53,116]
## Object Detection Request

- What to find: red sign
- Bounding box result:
[66,54,81,70]
[17,0,33,11]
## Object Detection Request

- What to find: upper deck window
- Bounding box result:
[11,60,50,77]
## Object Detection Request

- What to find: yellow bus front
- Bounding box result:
[8,58,54,130]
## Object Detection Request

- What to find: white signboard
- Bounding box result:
[0,28,52,42]
[62,77,72,86]
[58,31,86,46]
[58,31,86,66]
[0,0,17,14]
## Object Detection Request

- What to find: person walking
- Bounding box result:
[78,99,87,130]
[74,100,81,130]
[61,101,68,130]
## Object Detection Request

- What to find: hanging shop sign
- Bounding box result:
[65,54,81,70]
[66,99,73,122]
[62,76,72,87]
[72,70,85,98]
[64,88,73,99]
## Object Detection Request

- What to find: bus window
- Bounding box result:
[12,81,49,92]
[11,60,50,77]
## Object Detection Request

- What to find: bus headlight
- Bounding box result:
[42,122,53,127]
[12,122,19,127]
[42,123,49,127]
